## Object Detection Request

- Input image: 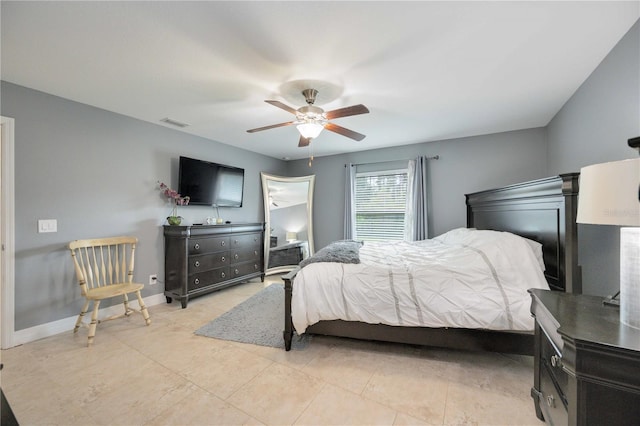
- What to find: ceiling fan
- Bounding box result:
[247,89,369,147]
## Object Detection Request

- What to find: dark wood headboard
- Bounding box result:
[465,173,581,294]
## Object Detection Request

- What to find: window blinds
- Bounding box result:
[354,169,408,241]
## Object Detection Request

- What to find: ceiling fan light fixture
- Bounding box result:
[247,87,369,144]
[297,122,324,139]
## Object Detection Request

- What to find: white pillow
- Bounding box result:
[432,227,473,243]
[434,228,546,271]
[522,237,545,271]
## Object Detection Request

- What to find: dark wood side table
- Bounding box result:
[529,289,640,425]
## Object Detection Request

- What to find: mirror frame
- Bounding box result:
[261,172,315,275]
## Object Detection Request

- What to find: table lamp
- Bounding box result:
[286,232,297,243]
[576,157,640,329]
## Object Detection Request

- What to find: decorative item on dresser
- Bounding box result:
[529,289,640,425]
[157,181,190,226]
[163,223,264,308]
[283,173,581,354]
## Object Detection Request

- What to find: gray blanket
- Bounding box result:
[299,240,363,268]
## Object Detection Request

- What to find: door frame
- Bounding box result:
[1,116,16,349]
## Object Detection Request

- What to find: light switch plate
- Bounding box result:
[38,219,57,233]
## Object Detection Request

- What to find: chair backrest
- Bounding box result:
[69,236,138,295]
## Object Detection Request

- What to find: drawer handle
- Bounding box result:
[221,241,226,247]
[546,395,555,408]
[254,264,259,270]
[234,268,239,275]
[194,243,200,250]
[550,355,562,368]
[234,239,238,244]
[193,278,200,285]
[221,272,226,278]
[254,250,258,256]
[221,256,226,262]
[234,254,239,260]
[194,261,200,268]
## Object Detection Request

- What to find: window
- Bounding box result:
[354,169,408,241]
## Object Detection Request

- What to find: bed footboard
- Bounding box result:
[282,268,298,351]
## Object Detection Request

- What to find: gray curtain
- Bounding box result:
[344,164,356,239]
[405,156,428,241]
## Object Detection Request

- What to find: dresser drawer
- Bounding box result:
[189,267,230,290]
[231,246,261,264]
[541,331,568,404]
[188,252,230,273]
[539,363,568,426]
[189,236,230,255]
[230,232,262,249]
[230,261,262,278]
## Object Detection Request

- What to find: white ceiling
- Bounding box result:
[2,1,638,160]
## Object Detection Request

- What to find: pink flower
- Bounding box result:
[157,181,190,206]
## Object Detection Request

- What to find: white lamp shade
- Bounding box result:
[286,232,297,242]
[577,158,640,226]
[297,122,324,139]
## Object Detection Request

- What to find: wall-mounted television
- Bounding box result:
[178,156,244,207]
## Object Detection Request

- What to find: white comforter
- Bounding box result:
[291,228,549,334]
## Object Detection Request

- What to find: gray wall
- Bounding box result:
[546,20,640,296]
[287,128,548,251]
[1,81,286,330]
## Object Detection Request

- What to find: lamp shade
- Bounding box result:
[577,158,640,226]
[286,232,297,242]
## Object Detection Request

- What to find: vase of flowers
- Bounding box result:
[158,181,190,225]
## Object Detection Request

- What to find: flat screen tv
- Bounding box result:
[178,156,244,207]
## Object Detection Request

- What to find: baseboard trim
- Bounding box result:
[10,293,166,347]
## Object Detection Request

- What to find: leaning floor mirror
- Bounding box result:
[261,172,315,275]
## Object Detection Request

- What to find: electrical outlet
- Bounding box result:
[149,274,158,285]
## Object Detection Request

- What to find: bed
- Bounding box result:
[283,173,581,355]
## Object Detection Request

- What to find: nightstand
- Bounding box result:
[529,289,640,425]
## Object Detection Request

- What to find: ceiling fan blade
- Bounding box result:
[325,104,369,120]
[325,123,366,141]
[298,136,311,147]
[265,100,298,115]
[246,121,295,133]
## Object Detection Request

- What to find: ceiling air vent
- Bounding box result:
[160,117,190,128]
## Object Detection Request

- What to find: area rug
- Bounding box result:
[195,284,310,350]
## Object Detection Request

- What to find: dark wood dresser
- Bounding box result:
[164,223,264,308]
[529,289,640,425]
[269,241,307,268]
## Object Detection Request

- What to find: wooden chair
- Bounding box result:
[68,236,151,346]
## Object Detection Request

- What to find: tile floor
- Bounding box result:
[1,276,541,425]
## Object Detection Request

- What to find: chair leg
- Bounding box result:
[88,300,100,346]
[123,293,131,316]
[136,291,151,325]
[74,300,90,333]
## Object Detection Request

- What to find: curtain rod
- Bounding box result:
[346,155,440,167]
